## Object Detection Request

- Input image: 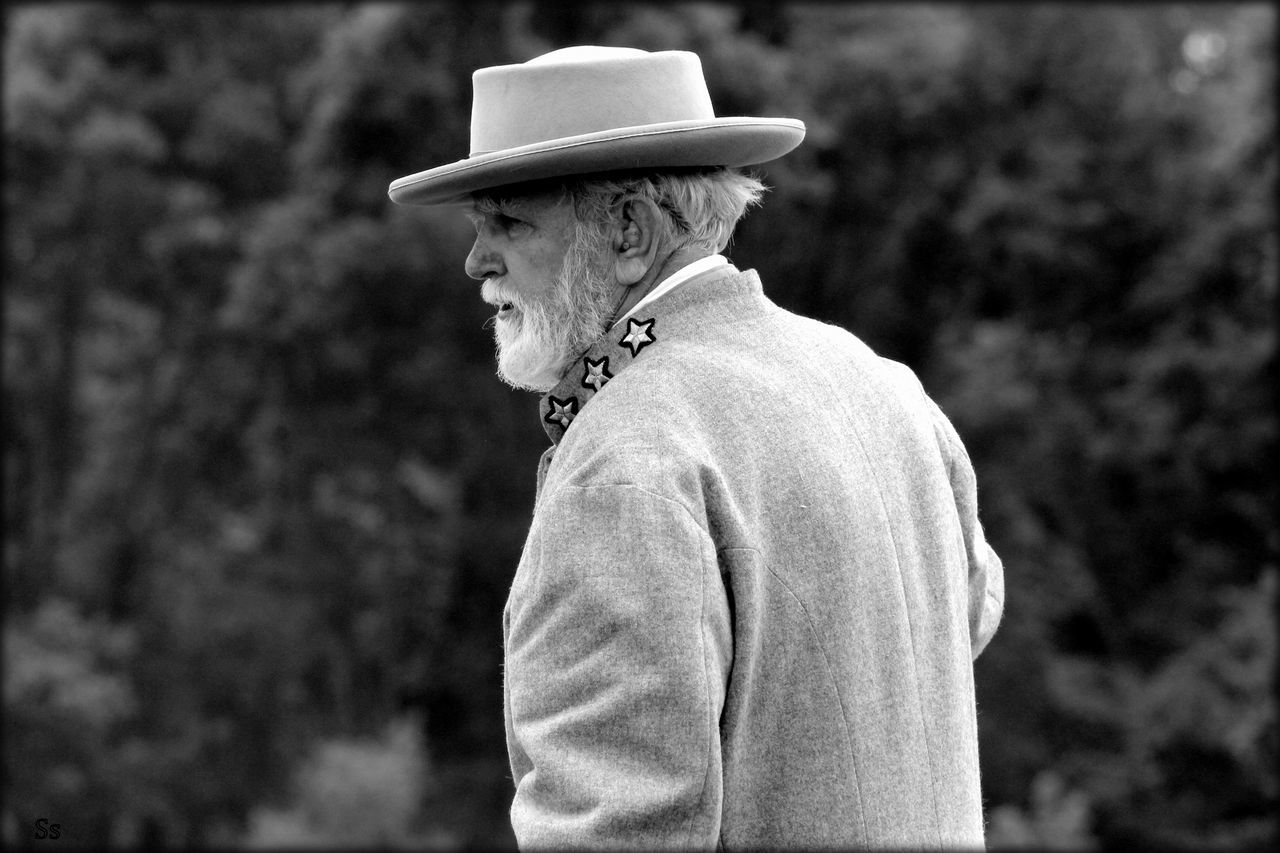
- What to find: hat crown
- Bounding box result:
[469,47,716,156]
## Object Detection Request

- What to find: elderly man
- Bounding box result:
[389,46,1004,849]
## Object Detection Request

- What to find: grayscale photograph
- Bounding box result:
[4,2,1275,849]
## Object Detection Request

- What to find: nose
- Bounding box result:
[464,236,504,281]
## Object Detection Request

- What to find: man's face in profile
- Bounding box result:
[464,191,619,391]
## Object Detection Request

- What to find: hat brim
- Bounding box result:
[388,117,805,206]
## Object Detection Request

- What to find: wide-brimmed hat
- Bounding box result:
[387,45,806,206]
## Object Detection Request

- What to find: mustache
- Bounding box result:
[480,278,525,330]
[480,278,519,308]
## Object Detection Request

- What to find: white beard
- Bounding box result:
[483,221,618,392]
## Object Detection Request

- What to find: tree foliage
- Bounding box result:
[4,2,1275,848]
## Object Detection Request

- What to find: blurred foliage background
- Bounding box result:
[3,2,1276,849]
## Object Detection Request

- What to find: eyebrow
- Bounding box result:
[472,195,532,218]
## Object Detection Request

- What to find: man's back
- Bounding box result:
[505,267,1004,848]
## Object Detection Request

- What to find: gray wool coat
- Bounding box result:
[502,266,1005,850]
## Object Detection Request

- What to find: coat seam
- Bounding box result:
[693,530,717,847]
[562,481,710,536]
[754,552,869,842]
[843,414,947,844]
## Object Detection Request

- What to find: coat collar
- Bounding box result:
[537,264,760,444]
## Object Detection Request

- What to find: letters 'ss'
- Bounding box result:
[34,818,62,839]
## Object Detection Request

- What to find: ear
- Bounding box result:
[613,198,664,287]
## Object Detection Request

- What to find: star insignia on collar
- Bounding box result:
[619,317,657,357]
[581,356,613,391]
[543,395,579,429]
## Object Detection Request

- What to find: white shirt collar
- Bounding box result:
[611,254,728,328]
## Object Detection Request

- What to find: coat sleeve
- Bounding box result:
[927,397,1006,659]
[504,481,732,850]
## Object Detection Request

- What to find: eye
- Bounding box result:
[497,214,532,236]
[467,209,531,237]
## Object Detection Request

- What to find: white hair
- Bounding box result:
[567,167,768,253]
